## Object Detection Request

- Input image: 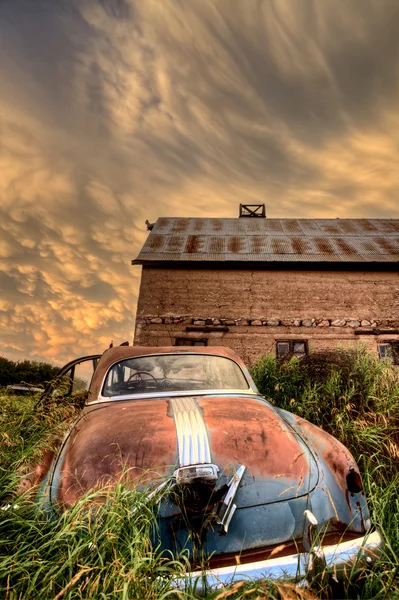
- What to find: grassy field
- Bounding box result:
[0,349,398,599]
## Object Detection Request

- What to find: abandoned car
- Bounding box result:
[35,345,382,588]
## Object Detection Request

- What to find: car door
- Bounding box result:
[38,355,102,404]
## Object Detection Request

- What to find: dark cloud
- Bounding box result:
[1,0,399,364]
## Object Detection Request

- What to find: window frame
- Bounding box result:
[99,352,253,400]
[275,339,308,358]
[378,341,399,365]
[38,354,101,404]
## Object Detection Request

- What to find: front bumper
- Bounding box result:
[177,529,383,591]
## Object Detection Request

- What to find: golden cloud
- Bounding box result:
[1,0,399,365]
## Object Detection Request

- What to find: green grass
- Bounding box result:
[0,349,398,599]
[251,349,399,599]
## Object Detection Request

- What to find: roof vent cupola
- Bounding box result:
[239,204,266,218]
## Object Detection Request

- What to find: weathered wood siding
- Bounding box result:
[134,267,399,363]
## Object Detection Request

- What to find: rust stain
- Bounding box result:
[290,415,357,490]
[185,235,204,253]
[314,237,334,254]
[291,237,311,254]
[185,235,200,253]
[264,221,283,232]
[135,218,399,263]
[357,220,378,233]
[18,446,58,495]
[209,236,225,254]
[200,397,310,480]
[147,235,163,250]
[250,236,267,254]
[373,237,399,254]
[228,236,244,253]
[320,224,341,235]
[212,219,223,232]
[360,240,378,253]
[193,219,204,232]
[271,238,290,254]
[335,238,355,254]
[172,219,189,233]
[166,236,184,252]
[57,400,177,506]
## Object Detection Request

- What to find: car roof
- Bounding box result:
[88,345,248,400]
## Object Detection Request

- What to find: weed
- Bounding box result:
[0,348,398,598]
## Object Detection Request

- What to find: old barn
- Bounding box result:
[132,209,399,364]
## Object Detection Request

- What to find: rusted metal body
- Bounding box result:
[132,217,399,265]
[37,346,383,587]
[55,400,177,506]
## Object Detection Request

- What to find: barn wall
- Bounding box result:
[134,267,399,363]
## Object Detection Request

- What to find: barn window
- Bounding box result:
[276,340,308,358]
[378,342,399,364]
[174,338,208,347]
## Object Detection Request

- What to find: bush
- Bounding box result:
[0,356,59,387]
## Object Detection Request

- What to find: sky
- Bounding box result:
[1,0,399,366]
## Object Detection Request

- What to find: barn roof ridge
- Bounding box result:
[132,217,399,265]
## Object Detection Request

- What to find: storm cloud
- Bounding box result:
[1,0,399,364]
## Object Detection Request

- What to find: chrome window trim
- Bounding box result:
[87,389,260,406]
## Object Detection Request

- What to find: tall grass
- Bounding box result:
[252,348,399,599]
[1,349,398,599]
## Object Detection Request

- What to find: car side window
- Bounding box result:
[71,361,94,394]
[39,355,100,403]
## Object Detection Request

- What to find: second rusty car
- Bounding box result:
[37,345,382,588]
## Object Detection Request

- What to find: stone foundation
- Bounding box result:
[137,315,399,328]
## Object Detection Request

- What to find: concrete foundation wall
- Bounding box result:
[134,267,399,363]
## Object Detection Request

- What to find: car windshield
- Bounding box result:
[102,354,250,397]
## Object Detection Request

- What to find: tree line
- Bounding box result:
[0,356,59,387]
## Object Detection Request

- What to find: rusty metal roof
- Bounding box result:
[132,218,399,264]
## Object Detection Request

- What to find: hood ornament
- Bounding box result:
[174,463,219,485]
[170,397,246,533]
[172,463,246,535]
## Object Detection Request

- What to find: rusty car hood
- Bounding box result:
[51,394,318,508]
[199,395,318,508]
